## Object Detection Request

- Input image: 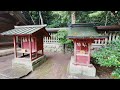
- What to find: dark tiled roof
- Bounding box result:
[67,23,107,39]
[1,26,45,35]
[96,25,120,31]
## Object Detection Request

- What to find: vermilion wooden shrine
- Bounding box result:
[67,23,107,66]
[1,25,50,61]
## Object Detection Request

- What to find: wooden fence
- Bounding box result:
[44,32,59,43]
[44,30,120,46]
[92,31,120,46]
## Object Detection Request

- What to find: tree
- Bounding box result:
[28,11,36,25]
[22,11,120,27]
[39,11,44,25]
[71,11,76,24]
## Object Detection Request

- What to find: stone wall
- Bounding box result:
[44,43,64,53]
[44,43,73,54]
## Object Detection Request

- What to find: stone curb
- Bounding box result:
[0,49,14,57]
[0,48,20,57]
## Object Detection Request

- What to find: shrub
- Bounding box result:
[111,68,120,79]
[92,38,120,67]
[56,29,74,48]
[56,29,74,53]
[92,37,120,78]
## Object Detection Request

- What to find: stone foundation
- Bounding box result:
[32,55,47,70]
[67,56,96,77]
[0,55,47,79]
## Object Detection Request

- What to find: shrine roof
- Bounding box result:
[67,23,108,39]
[67,36,107,39]
[0,25,47,36]
[96,25,120,31]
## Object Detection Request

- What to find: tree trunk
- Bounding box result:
[71,11,76,24]
[63,44,65,54]
[28,11,35,25]
[105,11,109,26]
[39,11,44,25]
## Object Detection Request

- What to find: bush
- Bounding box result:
[111,68,120,79]
[92,38,120,67]
[92,37,120,78]
[56,29,74,48]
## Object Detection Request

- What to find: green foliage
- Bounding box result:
[24,11,120,27]
[92,37,120,78]
[29,11,39,24]
[92,38,120,67]
[88,11,105,17]
[48,11,71,28]
[56,29,73,48]
[111,68,120,79]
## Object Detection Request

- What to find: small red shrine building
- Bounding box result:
[67,23,107,66]
[0,25,50,61]
[67,23,108,77]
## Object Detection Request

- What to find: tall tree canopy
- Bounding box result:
[22,11,120,27]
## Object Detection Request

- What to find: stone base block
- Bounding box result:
[0,55,47,79]
[32,55,47,70]
[67,56,96,77]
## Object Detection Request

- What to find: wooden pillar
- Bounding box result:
[13,36,17,58]
[74,40,77,62]
[36,37,38,58]
[29,35,32,61]
[21,37,23,48]
[42,38,44,55]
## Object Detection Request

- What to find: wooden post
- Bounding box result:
[74,40,77,62]
[13,36,17,58]
[42,38,44,55]
[29,35,32,61]
[36,37,38,58]
[21,37,23,48]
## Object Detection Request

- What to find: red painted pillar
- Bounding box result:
[42,38,44,55]
[74,40,77,62]
[29,35,32,61]
[13,36,17,58]
[36,37,38,58]
[21,37,23,48]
